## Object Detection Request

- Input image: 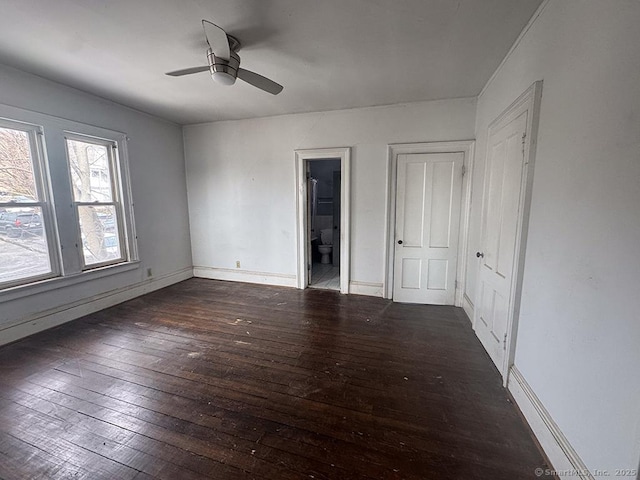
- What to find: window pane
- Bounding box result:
[66,139,113,202]
[78,205,121,265]
[0,207,51,284]
[0,127,38,203]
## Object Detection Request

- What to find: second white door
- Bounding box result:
[474,111,528,371]
[393,152,464,304]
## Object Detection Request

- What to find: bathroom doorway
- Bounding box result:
[295,147,351,293]
[307,159,341,290]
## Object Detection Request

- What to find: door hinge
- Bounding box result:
[461,165,466,177]
[307,263,311,271]
[521,132,527,155]
[503,332,508,350]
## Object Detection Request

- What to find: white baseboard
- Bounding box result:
[508,366,593,480]
[0,267,193,347]
[462,293,474,322]
[193,266,297,288]
[349,281,384,297]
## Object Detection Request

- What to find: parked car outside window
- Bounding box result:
[0,210,43,238]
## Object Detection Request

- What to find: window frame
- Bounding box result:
[0,102,138,298]
[0,117,60,289]
[64,132,127,270]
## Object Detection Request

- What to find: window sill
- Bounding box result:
[0,260,141,303]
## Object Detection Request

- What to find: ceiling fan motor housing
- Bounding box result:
[207,48,240,85]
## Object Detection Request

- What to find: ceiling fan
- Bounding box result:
[166,20,283,95]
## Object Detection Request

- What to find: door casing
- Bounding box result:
[475,81,543,385]
[385,140,475,306]
[295,147,351,294]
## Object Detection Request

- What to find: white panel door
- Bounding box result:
[474,111,527,370]
[393,153,464,304]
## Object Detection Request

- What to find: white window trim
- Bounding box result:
[0,260,140,303]
[0,103,139,299]
[64,132,128,270]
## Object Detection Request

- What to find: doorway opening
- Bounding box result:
[307,159,341,290]
[295,148,350,293]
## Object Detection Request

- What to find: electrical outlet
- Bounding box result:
[235,261,241,269]
[146,268,152,278]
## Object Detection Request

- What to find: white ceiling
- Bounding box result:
[0,0,542,125]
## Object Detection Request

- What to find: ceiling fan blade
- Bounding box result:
[202,20,230,61]
[165,66,210,77]
[237,68,283,95]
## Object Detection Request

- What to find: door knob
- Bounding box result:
[476,251,484,258]
[398,240,403,245]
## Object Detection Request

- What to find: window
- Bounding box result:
[65,135,124,268]
[0,120,56,287]
[0,105,137,294]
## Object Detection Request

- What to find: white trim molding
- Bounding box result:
[0,267,193,347]
[384,140,475,305]
[462,293,474,322]
[508,366,593,480]
[194,266,297,288]
[349,281,384,298]
[295,147,351,294]
[478,0,551,99]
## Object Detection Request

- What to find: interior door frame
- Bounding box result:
[476,81,543,384]
[295,147,351,294]
[384,140,475,305]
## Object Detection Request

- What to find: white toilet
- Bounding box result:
[318,228,333,264]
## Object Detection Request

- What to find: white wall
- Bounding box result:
[0,64,193,343]
[184,98,475,290]
[471,0,640,475]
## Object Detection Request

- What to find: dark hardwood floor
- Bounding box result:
[0,278,549,479]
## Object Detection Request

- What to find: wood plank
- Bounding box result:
[0,278,550,479]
